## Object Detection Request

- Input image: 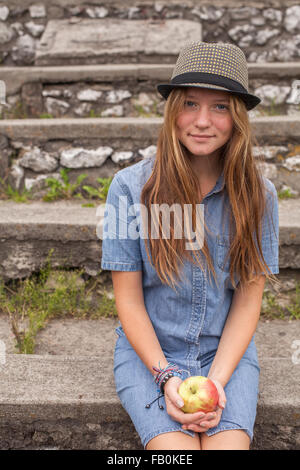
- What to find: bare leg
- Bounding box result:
[200,429,250,450]
[146,431,201,450]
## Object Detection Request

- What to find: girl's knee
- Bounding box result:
[145,430,201,450]
[200,429,250,450]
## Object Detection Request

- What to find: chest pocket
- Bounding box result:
[217,235,231,272]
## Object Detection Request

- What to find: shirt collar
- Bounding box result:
[149,156,225,197]
[204,169,225,199]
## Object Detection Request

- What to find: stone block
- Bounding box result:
[35,18,202,65]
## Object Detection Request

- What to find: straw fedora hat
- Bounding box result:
[157,41,261,111]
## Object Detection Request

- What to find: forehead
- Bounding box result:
[185,87,230,101]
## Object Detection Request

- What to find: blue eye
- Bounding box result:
[183,101,229,111]
[216,104,229,110]
[184,100,196,108]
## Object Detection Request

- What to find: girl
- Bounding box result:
[101,41,279,450]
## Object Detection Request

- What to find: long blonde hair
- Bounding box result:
[140,87,279,292]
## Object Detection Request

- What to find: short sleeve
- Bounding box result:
[100,174,142,271]
[259,179,279,274]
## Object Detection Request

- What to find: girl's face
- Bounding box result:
[175,87,234,160]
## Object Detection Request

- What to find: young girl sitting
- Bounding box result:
[101,41,279,450]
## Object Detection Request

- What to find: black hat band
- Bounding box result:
[171,72,248,94]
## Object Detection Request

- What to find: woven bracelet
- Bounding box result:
[152,362,183,394]
[160,370,183,393]
[146,363,187,410]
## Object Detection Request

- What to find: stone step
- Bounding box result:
[35,18,202,66]
[0,318,299,449]
[3,1,300,67]
[2,64,173,96]
[2,62,300,119]
[2,63,300,97]
[1,117,300,195]
[1,115,300,144]
[0,197,299,280]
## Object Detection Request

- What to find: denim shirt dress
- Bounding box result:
[101,155,279,448]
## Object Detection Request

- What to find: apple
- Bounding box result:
[178,376,219,413]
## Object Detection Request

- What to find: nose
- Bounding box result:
[193,105,213,127]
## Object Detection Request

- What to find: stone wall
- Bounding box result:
[2,135,300,201]
[0,1,299,66]
[2,73,300,120]
[0,1,300,200]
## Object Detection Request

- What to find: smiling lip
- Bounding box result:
[190,134,214,139]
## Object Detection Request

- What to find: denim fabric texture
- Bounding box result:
[101,155,279,448]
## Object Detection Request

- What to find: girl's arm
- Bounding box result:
[207,274,266,388]
[112,270,169,376]
[183,274,266,433]
[112,269,210,426]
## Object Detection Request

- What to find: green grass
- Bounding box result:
[1,251,299,354]
[259,98,283,117]
[0,169,112,205]
[261,282,300,320]
[0,249,117,354]
[43,170,112,203]
[0,178,34,202]
[133,100,161,117]
[82,177,112,201]
[42,168,88,202]
[89,109,102,118]
[4,101,28,119]
[278,187,294,200]
[286,282,300,320]
[39,113,54,119]
[261,291,285,319]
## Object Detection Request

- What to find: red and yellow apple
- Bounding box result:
[178,376,219,413]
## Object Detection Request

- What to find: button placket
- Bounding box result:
[185,261,207,370]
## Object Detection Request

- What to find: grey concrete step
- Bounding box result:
[0,197,299,280]
[1,116,300,145]
[0,198,101,280]
[3,62,300,96]
[3,0,300,70]
[2,62,299,120]
[2,64,173,96]
[0,318,299,449]
[0,117,299,201]
[35,18,201,66]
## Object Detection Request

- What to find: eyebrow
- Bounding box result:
[186,94,230,102]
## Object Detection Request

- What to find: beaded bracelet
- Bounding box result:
[153,362,183,393]
[160,370,183,393]
[145,362,185,410]
[145,362,189,410]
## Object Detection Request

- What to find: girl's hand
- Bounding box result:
[163,376,209,429]
[181,378,226,432]
[164,376,226,433]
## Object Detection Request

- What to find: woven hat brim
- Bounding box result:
[157,83,261,111]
